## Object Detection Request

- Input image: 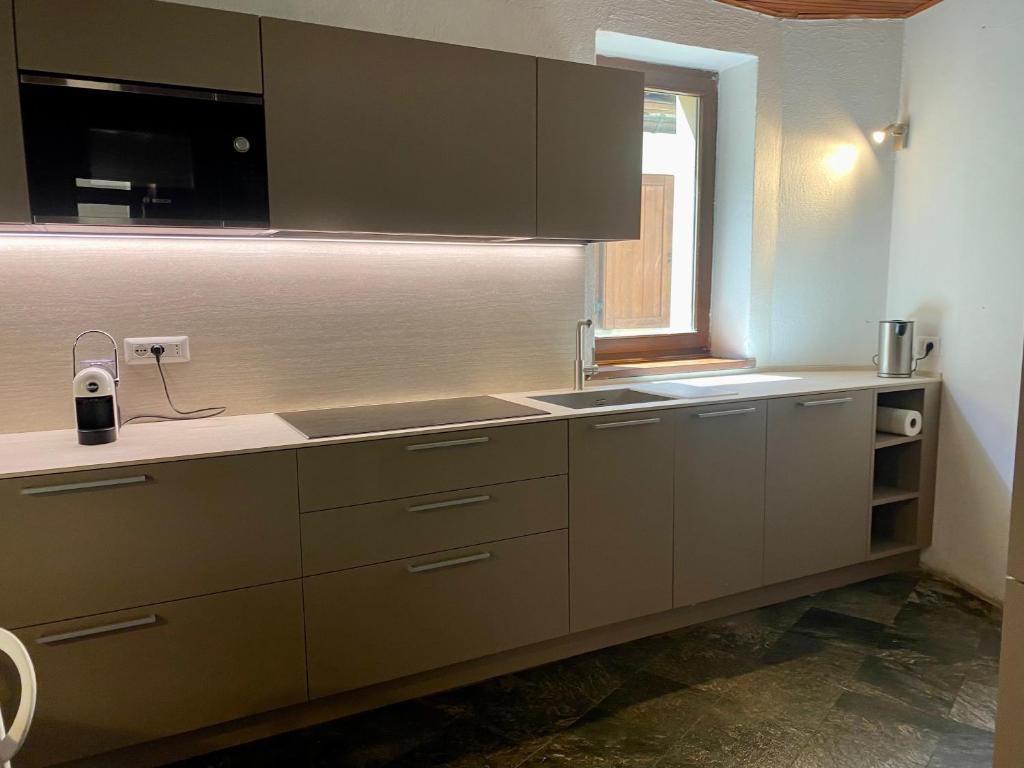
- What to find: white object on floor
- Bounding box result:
[0,628,36,768]
[876,406,922,437]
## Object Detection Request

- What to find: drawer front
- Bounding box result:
[304,530,569,698]
[0,452,301,628]
[302,475,567,574]
[14,581,307,768]
[297,420,568,511]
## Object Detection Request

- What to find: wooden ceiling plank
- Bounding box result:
[711,0,943,19]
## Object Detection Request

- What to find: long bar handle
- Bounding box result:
[20,475,150,496]
[36,615,158,645]
[798,397,854,408]
[405,437,490,452]
[593,417,662,430]
[407,495,492,513]
[696,407,757,419]
[407,552,492,574]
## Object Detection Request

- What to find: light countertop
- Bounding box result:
[0,369,940,480]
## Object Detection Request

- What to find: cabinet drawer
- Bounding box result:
[15,0,263,93]
[14,581,307,768]
[304,530,569,697]
[297,420,567,511]
[302,475,567,574]
[0,452,300,628]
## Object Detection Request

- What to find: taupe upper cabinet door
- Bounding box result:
[261,19,537,237]
[764,391,873,584]
[675,401,767,606]
[569,411,673,632]
[14,0,262,92]
[537,58,643,240]
[0,0,28,223]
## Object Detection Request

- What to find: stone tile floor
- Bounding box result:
[174,571,1001,768]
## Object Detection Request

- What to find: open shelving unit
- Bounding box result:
[869,387,927,559]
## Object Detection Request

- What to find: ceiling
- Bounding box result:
[712,0,944,19]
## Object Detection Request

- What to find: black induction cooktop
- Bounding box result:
[277,395,548,439]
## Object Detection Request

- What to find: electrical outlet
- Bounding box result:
[124,336,190,364]
[915,335,940,359]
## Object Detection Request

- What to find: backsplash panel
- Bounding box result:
[0,237,584,434]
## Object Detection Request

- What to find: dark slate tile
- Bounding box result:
[645,615,785,692]
[520,671,711,767]
[812,571,922,626]
[787,607,888,652]
[850,653,963,718]
[724,632,865,730]
[422,649,637,742]
[927,724,994,768]
[948,680,998,732]
[790,691,945,768]
[654,693,815,768]
[384,721,544,768]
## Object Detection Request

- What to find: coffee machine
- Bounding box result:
[72,330,120,445]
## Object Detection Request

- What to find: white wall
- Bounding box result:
[0,238,583,434]
[887,0,1024,602]
[167,0,904,366]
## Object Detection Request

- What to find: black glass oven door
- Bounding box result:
[19,77,269,227]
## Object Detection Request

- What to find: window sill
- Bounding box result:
[591,356,756,381]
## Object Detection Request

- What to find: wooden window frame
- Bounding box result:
[595,57,718,364]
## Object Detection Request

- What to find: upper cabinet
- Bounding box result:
[14,0,262,93]
[0,0,29,223]
[261,18,537,237]
[537,59,644,240]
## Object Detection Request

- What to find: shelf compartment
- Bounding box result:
[870,498,920,558]
[875,432,923,450]
[877,387,926,417]
[873,439,922,496]
[872,486,920,506]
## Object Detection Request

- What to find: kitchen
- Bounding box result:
[0,0,1021,767]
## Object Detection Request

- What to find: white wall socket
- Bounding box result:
[915,335,940,359]
[124,336,190,364]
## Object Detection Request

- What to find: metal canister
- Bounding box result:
[875,320,915,378]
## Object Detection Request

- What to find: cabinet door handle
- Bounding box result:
[696,407,757,419]
[35,614,158,645]
[20,475,150,496]
[405,436,490,452]
[593,417,661,430]
[407,494,492,513]
[798,397,854,408]
[407,552,492,573]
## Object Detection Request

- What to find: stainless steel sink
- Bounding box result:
[527,389,679,410]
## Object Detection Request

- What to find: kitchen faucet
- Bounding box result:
[574,319,599,390]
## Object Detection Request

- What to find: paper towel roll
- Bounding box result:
[876,407,922,437]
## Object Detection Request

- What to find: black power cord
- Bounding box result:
[121,345,226,426]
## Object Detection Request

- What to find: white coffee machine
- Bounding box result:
[72,330,120,445]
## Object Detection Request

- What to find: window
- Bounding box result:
[595,59,718,364]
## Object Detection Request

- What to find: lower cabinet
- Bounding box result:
[764,390,874,584]
[303,530,569,698]
[675,401,767,606]
[569,412,674,632]
[15,581,307,768]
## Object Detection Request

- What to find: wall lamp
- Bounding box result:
[872,122,909,150]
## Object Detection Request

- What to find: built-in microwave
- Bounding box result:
[18,74,269,228]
